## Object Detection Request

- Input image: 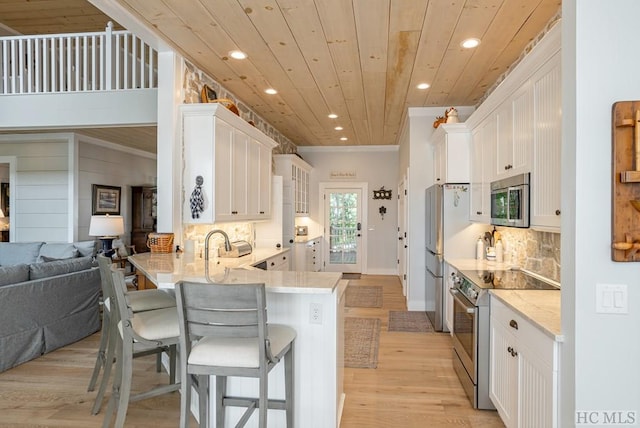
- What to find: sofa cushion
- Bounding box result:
[0,242,45,266]
[37,243,79,262]
[73,240,98,258]
[0,264,30,287]
[29,256,93,280]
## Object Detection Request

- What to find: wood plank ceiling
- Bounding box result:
[0,0,561,151]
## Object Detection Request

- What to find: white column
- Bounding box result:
[156,51,183,240]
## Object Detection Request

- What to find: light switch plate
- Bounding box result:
[596,283,628,314]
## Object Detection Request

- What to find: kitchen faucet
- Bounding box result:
[204,229,232,261]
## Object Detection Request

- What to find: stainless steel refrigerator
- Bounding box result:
[425,184,481,332]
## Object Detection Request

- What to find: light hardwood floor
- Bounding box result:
[0,274,504,427]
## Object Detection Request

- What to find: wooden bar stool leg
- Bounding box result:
[215,376,226,428]
[285,344,295,427]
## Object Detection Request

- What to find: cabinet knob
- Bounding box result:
[507,346,518,357]
[436,178,441,181]
[289,239,294,244]
[476,211,482,215]
[231,211,238,215]
[259,211,265,214]
[509,319,518,330]
[283,256,287,261]
[555,209,561,216]
[270,262,275,266]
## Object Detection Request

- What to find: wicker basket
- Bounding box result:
[146,233,174,253]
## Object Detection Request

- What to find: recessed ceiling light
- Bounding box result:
[265,88,278,95]
[340,137,348,141]
[461,38,481,49]
[334,126,343,131]
[417,83,430,90]
[328,113,338,119]
[229,50,248,60]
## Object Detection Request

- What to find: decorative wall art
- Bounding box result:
[372,187,392,200]
[92,184,121,215]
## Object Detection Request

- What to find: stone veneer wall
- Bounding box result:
[183,61,298,155]
[497,228,561,283]
[182,222,254,258]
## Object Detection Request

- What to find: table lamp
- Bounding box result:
[89,214,124,257]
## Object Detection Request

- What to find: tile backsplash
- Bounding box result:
[182,223,253,258]
[498,227,561,283]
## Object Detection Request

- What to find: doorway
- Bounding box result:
[0,157,15,242]
[398,176,407,296]
[321,184,366,273]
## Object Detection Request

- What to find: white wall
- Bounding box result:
[77,136,157,243]
[0,133,156,243]
[399,107,474,310]
[561,1,640,424]
[297,146,399,275]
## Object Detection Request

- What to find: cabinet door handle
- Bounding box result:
[509,319,519,330]
[476,211,482,215]
[231,211,238,215]
[259,211,265,214]
[555,209,561,216]
[507,346,518,357]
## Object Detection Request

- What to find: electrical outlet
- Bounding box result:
[309,303,322,324]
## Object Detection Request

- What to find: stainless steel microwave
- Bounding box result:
[490,173,530,228]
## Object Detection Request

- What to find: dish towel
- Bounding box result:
[190,176,205,219]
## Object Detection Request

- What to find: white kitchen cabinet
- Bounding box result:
[431,123,471,184]
[265,250,291,271]
[495,85,533,179]
[470,121,495,223]
[490,297,558,428]
[294,236,323,271]
[182,103,277,224]
[274,154,313,248]
[530,53,562,231]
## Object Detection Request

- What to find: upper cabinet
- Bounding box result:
[530,53,562,231]
[431,123,471,184]
[274,154,312,217]
[467,29,561,231]
[181,103,277,224]
[496,84,533,179]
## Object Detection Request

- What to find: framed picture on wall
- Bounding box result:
[92,184,121,215]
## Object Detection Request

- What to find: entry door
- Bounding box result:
[323,188,363,273]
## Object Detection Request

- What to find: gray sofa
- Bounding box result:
[0,241,101,372]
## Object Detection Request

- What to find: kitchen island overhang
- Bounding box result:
[128,252,346,428]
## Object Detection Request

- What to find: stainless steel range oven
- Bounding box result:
[449,268,559,410]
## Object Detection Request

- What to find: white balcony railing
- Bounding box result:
[0,22,157,95]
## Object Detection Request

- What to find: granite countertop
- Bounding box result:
[490,289,563,341]
[128,250,342,294]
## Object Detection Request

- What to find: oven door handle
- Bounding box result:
[449,289,476,314]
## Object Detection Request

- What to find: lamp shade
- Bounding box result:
[89,215,124,237]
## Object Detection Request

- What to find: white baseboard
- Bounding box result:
[363,268,398,275]
[407,300,426,312]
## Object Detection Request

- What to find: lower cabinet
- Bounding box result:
[265,251,290,271]
[490,297,558,428]
[293,236,323,271]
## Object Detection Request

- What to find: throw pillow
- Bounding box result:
[29,256,93,280]
[74,240,98,258]
[37,243,79,262]
[0,264,30,287]
[0,242,45,266]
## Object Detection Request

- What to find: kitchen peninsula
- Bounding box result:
[128,252,346,428]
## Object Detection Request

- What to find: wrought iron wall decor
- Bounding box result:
[373,187,392,200]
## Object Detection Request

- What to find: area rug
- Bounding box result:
[388,311,434,333]
[342,273,361,280]
[344,317,380,368]
[345,285,383,308]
